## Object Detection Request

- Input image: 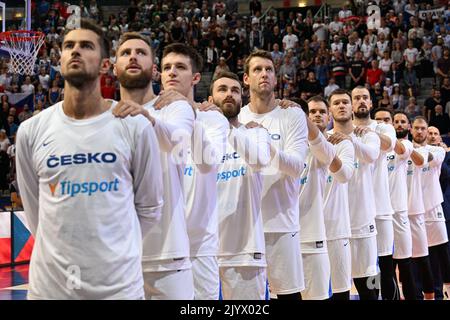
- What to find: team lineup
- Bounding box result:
[15,18,450,300]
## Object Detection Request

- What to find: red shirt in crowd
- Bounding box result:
[366,68,384,86]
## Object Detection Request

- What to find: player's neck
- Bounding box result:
[248,93,276,114]
[63,83,109,119]
[353,116,371,127]
[120,85,156,105]
[333,120,354,135]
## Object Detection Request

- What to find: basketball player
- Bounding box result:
[328,87,380,300]
[238,50,308,299]
[279,96,334,300]
[374,109,417,300]
[209,71,271,299]
[298,96,336,300]
[408,117,435,300]
[325,89,356,300]
[16,19,164,299]
[168,45,229,300]
[113,34,196,299]
[352,87,398,300]
[421,126,450,299]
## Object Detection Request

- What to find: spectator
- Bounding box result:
[349,51,366,87]
[386,62,404,86]
[213,57,230,79]
[21,76,35,95]
[301,71,322,99]
[324,77,339,99]
[329,52,348,88]
[403,64,418,96]
[380,51,393,74]
[430,105,450,136]
[205,40,219,72]
[424,88,442,122]
[366,60,384,87]
[441,77,450,107]
[378,90,393,110]
[48,79,62,105]
[314,56,329,88]
[35,84,48,108]
[391,84,405,110]
[0,129,10,152]
[18,105,32,123]
[38,67,50,91]
[404,96,422,119]
[5,115,18,138]
[101,77,116,100]
[437,48,450,87]
[282,26,298,52]
[249,0,261,16]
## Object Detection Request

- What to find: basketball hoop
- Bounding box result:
[0,30,45,75]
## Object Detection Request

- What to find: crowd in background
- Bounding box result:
[0,0,449,196]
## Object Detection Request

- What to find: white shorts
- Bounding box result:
[392,211,413,259]
[265,232,305,295]
[327,238,352,293]
[191,256,220,300]
[301,252,331,300]
[350,235,379,278]
[219,266,266,300]
[424,206,449,247]
[375,217,394,256]
[143,268,194,300]
[409,214,429,258]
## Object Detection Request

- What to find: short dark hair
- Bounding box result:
[328,88,351,104]
[244,49,274,75]
[210,71,241,95]
[393,111,410,123]
[162,43,203,73]
[307,95,329,109]
[64,18,110,59]
[374,107,393,119]
[117,32,154,59]
[289,97,309,114]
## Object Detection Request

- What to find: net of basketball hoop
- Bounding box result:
[0,30,45,75]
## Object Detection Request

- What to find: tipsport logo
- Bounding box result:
[49,179,120,198]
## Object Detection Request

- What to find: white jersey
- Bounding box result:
[348,131,380,237]
[142,98,195,270]
[299,132,335,244]
[421,145,445,211]
[16,101,164,299]
[238,105,308,233]
[387,139,413,212]
[323,139,355,240]
[184,110,228,257]
[217,126,271,266]
[406,146,429,215]
[367,121,396,217]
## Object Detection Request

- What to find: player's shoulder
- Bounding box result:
[197,110,228,127]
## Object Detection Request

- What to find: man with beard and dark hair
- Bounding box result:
[352,86,399,300]
[208,71,271,299]
[113,34,196,300]
[374,109,418,299]
[15,18,164,299]
[326,88,380,300]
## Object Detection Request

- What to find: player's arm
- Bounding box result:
[411,147,427,167]
[15,125,39,236]
[308,121,336,167]
[270,108,308,178]
[376,123,396,152]
[427,146,445,168]
[132,122,164,238]
[193,112,228,174]
[351,130,380,164]
[152,101,195,153]
[327,135,355,182]
[229,126,271,171]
